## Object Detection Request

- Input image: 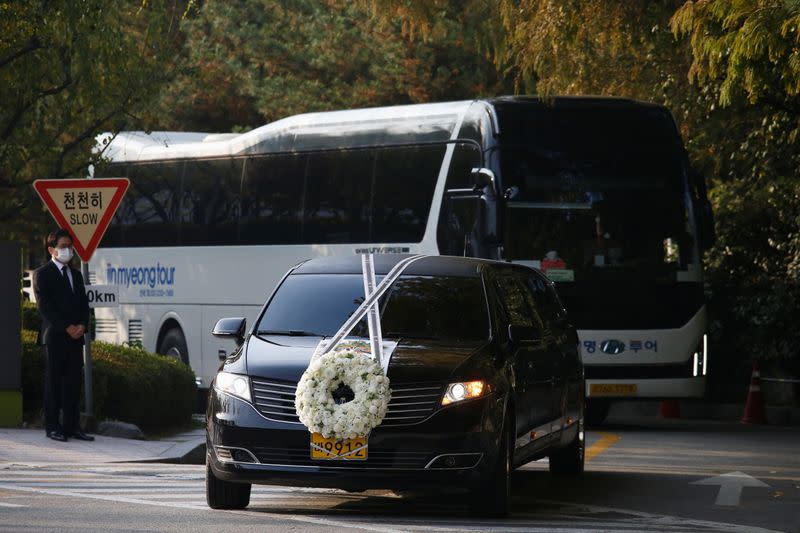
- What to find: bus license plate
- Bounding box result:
[590,384,638,396]
[310,433,368,460]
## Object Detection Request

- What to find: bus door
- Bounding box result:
[437,143,497,258]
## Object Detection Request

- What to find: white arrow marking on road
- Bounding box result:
[691,471,770,506]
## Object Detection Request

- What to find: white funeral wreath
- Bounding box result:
[295,349,391,439]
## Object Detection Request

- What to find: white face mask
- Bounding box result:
[55,247,73,264]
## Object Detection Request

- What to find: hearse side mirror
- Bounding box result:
[470,167,496,195]
[213,317,246,346]
[508,324,542,345]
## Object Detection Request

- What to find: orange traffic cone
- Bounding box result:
[741,361,766,424]
[658,399,681,418]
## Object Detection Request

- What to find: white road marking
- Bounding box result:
[0,465,786,533]
[691,471,770,506]
[0,502,26,507]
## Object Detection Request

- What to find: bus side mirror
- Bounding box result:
[470,167,496,195]
[213,317,246,346]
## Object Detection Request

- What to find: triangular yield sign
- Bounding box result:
[33,178,129,262]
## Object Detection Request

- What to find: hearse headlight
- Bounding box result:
[214,371,252,403]
[441,380,486,406]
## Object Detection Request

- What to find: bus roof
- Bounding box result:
[96,96,667,163]
[97,100,473,162]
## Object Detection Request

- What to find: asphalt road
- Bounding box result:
[1,417,798,532]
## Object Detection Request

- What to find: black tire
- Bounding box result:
[549,415,585,476]
[471,414,512,517]
[206,460,251,509]
[585,398,610,427]
[158,327,189,366]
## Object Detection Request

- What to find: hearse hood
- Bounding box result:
[244,335,487,384]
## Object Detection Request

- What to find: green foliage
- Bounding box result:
[155,0,513,131]
[672,0,800,107]
[0,0,184,246]
[21,331,196,431]
[21,299,41,333]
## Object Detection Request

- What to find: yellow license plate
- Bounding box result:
[590,383,638,396]
[310,433,368,460]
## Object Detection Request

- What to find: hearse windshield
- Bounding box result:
[256,274,489,341]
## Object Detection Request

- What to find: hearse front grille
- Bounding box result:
[250,378,444,426]
[250,445,433,469]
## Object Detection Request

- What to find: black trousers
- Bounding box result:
[43,340,83,435]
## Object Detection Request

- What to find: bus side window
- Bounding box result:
[372,145,445,243]
[181,159,242,245]
[122,162,183,247]
[303,150,372,244]
[240,153,304,245]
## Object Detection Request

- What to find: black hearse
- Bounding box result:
[206,255,584,516]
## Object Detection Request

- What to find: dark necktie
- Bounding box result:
[61,266,72,291]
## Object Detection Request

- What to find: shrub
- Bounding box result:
[21,300,41,334]
[21,331,196,431]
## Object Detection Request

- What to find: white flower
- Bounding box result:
[295,349,392,439]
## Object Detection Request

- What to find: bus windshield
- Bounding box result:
[497,103,697,282]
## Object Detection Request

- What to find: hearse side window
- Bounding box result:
[494,270,545,331]
[181,159,243,245]
[115,162,183,247]
[240,153,305,244]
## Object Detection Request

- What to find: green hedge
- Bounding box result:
[21,330,196,431]
[21,300,41,334]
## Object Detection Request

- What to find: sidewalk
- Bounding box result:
[0,427,205,466]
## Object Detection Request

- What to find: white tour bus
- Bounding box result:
[91,97,714,421]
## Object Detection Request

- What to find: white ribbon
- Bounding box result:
[361,254,384,369]
[316,254,426,373]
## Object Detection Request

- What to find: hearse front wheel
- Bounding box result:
[206,460,251,509]
[471,414,512,517]
[549,416,585,476]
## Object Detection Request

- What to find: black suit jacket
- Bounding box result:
[33,261,90,347]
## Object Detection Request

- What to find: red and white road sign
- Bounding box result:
[33,178,129,262]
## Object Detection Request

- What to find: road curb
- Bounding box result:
[120,440,205,465]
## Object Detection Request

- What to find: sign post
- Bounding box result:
[33,178,129,420]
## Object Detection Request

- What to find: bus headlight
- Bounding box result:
[214,371,252,402]
[442,380,486,406]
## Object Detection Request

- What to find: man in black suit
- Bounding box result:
[33,228,94,442]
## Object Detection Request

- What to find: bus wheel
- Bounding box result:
[586,399,610,427]
[158,327,189,366]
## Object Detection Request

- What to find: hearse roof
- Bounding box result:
[290,254,504,278]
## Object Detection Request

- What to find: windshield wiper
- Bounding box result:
[256,329,322,337]
[385,332,437,340]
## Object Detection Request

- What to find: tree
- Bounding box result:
[672,1,800,376]
[154,0,513,132]
[0,0,184,252]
